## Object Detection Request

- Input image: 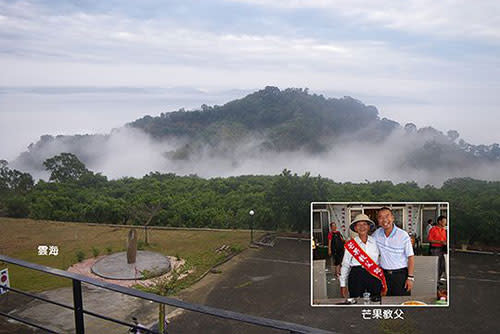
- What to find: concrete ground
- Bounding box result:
[1,238,499,334]
[0,283,161,334]
[167,238,500,334]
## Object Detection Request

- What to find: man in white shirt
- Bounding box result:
[372,207,415,296]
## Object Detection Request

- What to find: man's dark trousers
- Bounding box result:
[383,268,410,296]
[430,246,446,279]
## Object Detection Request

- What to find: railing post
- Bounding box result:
[72,279,85,334]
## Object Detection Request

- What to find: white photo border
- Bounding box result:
[310,201,450,308]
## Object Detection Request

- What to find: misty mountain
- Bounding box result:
[130,86,389,152]
[9,87,500,184]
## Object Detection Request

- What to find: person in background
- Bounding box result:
[425,218,434,254]
[425,219,434,242]
[328,222,345,276]
[425,219,434,240]
[312,236,318,260]
[428,215,447,280]
[373,207,415,296]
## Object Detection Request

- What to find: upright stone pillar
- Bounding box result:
[127,228,137,264]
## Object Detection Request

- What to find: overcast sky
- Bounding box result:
[1,0,499,161]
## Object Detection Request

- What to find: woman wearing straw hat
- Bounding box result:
[339,213,384,299]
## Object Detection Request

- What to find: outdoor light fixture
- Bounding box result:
[249,209,255,243]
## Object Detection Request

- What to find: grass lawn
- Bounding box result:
[0,218,263,292]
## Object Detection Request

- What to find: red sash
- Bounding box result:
[345,238,387,295]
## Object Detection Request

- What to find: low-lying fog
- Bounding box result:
[8,125,500,187]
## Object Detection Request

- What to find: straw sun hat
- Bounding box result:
[349,213,376,232]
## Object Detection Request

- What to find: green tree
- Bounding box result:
[0,160,34,217]
[0,160,34,194]
[43,153,91,183]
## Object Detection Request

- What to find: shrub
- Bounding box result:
[230,244,244,253]
[75,250,85,262]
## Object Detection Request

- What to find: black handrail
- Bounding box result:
[0,254,335,334]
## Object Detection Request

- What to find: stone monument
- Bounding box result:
[91,228,171,280]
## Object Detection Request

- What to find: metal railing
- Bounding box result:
[0,254,335,334]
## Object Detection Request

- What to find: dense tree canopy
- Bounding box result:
[1,154,499,247]
[3,87,498,251]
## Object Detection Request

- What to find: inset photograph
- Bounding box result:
[311,202,449,307]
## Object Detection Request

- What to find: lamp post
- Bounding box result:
[249,209,255,244]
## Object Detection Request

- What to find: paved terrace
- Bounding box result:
[1,238,499,334]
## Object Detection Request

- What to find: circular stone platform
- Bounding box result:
[91,251,171,280]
